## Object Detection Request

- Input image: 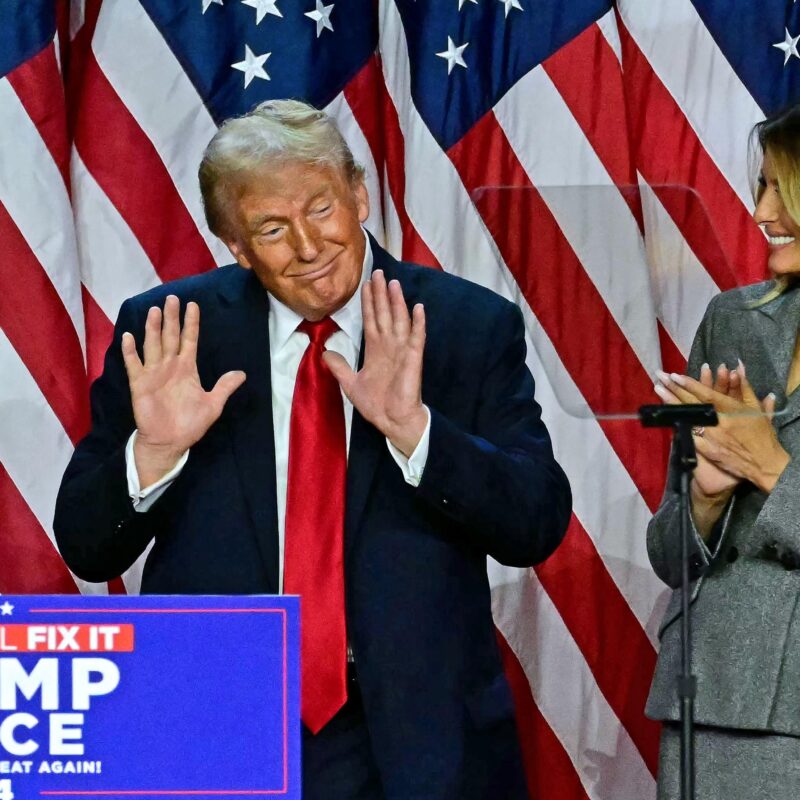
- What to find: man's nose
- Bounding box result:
[294,220,322,262]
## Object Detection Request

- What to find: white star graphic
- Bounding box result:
[773,28,800,66]
[305,0,334,37]
[241,0,282,24]
[436,36,469,75]
[0,602,13,616]
[202,0,224,13]
[231,45,271,87]
[498,0,523,17]
[459,0,478,9]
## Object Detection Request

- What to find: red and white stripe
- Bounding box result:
[1,1,772,796]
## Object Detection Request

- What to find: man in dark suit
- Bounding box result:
[54,100,571,800]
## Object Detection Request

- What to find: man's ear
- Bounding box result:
[354,180,370,224]
[225,239,253,270]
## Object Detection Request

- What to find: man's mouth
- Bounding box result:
[291,260,336,280]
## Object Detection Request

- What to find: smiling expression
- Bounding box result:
[753,151,800,277]
[224,160,370,320]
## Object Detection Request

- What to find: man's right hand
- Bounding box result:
[121,295,246,489]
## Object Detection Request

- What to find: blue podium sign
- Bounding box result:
[0,595,300,798]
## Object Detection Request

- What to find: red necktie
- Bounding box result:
[283,317,348,734]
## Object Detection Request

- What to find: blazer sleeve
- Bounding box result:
[748,438,800,565]
[646,295,736,588]
[414,302,572,567]
[54,298,170,582]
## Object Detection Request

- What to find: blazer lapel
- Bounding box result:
[751,286,800,429]
[209,268,280,592]
[345,239,409,552]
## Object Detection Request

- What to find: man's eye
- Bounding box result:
[312,204,331,215]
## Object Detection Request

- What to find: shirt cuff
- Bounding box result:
[126,431,189,513]
[385,406,431,487]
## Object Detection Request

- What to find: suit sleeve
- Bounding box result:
[54,299,169,582]
[646,295,735,588]
[414,302,572,567]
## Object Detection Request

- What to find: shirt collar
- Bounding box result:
[268,228,372,353]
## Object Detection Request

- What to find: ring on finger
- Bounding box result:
[691,426,705,437]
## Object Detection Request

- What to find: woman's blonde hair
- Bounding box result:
[750,106,800,306]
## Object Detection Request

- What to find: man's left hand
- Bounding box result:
[323,270,428,457]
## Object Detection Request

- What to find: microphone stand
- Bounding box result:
[639,403,718,800]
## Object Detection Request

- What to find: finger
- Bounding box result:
[322,351,357,398]
[162,295,180,357]
[761,392,777,418]
[409,303,426,353]
[693,435,728,468]
[727,369,743,402]
[699,362,712,388]
[654,382,681,404]
[736,363,760,408]
[209,370,247,415]
[370,270,392,334]
[143,306,163,364]
[180,301,200,360]
[655,370,705,404]
[713,363,729,395]
[663,370,736,409]
[121,332,143,381]
[361,280,377,346]
[388,279,410,338]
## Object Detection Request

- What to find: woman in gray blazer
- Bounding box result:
[650,104,800,800]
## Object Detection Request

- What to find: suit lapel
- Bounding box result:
[345,240,410,553]
[209,268,280,592]
[750,287,800,429]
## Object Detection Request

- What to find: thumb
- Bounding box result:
[210,370,247,411]
[322,351,356,396]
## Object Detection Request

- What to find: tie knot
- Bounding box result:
[298,317,339,346]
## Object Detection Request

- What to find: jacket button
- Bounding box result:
[689,554,702,570]
[780,550,800,571]
[726,546,739,564]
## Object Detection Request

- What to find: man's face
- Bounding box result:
[224,160,370,320]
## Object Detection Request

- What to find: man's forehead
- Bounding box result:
[244,160,347,194]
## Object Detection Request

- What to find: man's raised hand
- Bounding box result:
[121,295,246,488]
[323,270,428,457]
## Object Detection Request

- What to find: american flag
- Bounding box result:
[1,0,795,796]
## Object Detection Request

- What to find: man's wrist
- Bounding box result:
[385,406,429,458]
[133,436,186,490]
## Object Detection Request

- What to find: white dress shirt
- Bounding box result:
[125,231,430,590]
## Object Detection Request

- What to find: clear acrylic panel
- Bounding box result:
[470,184,779,423]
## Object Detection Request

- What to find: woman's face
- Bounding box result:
[753,152,800,276]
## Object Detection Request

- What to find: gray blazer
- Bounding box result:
[646,281,800,735]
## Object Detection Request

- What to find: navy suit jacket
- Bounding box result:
[55,239,571,799]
